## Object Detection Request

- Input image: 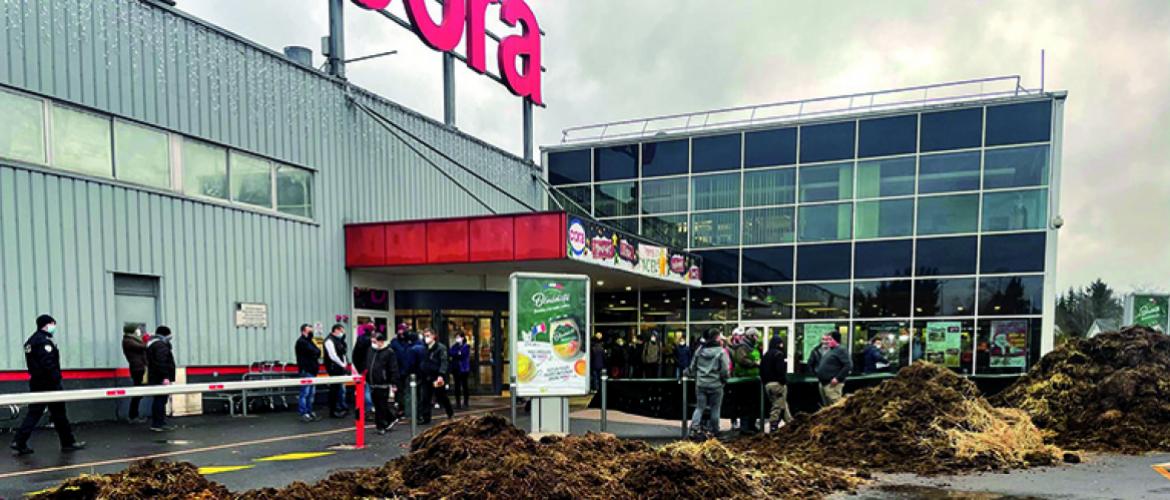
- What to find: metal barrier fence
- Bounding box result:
[598,375,767,437]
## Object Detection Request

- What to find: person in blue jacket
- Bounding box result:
[448,332,471,409]
[862,336,890,374]
[390,324,413,417]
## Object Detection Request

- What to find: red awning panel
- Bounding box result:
[345,212,566,268]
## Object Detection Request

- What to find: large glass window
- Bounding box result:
[744,127,796,168]
[640,139,688,177]
[914,319,975,374]
[985,100,1051,146]
[594,181,637,217]
[691,133,741,173]
[595,291,638,323]
[919,151,980,194]
[744,167,796,206]
[800,121,855,163]
[550,185,591,215]
[230,151,273,208]
[743,207,795,245]
[741,246,794,282]
[51,105,112,177]
[854,280,911,318]
[692,173,741,210]
[795,321,849,373]
[915,236,977,276]
[742,285,794,320]
[795,284,851,319]
[856,156,915,199]
[798,203,852,242]
[851,321,911,375]
[113,121,170,189]
[858,114,917,158]
[693,249,739,284]
[799,162,852,202]
[978,276,1043,315]
[914,278,975,317]
[982,189,1047,231]
[641,290,686,323]
[690,287,738,322]
[796,243,851,281]
[641,215,687,248]
[690,211,739,248]
[275,165,313,218]
[920,107,982,152]
[854,239,912,279]
[917,194,978,235]
[980,233,1046,274]
[855,199,913,239]
[181,139,228,200]
[0,90,46,164]
[547,149,590,185]
[983,145,1049,189]
[976,318,1041,374]
[602,217,638,235]
[594,144,637,181]
[641,177,687,214]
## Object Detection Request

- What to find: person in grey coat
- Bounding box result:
[687,328,730,439]
[806,331,852,407]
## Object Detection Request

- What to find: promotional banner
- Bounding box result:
[925,321,962,368]
[988,320,1028,368]
[510,273,590,397]
[1128,294,1169,332]
[566,216,702,286]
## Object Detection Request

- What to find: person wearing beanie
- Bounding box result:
[121,324,149,424]
[146,326,177,431]
[11,315,85,455]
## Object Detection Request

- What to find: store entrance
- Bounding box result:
[440,311,506,395]
[739,321,795,373]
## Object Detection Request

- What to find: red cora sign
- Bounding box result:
[351,0,543,105]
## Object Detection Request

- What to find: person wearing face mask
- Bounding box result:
[323,324,352,418]
[146,326,177,432]
[367,331,400,434]
[11,315,85,455]
[121,324,149,424]
[448,332,471,410]
[417,328,454,424]
[641,331,662,378]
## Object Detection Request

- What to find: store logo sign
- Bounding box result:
[567,219,587,256]
[351,0,543,105]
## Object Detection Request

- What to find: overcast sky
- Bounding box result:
[180,0,1170,294]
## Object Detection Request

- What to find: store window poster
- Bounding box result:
[989,320,1028,368]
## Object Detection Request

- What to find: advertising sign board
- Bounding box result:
[510,273,590,397]
[566,216,702,286]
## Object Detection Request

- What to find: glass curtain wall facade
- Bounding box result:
[546,97,1061,378]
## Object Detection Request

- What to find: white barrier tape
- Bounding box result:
[0,375,362,406]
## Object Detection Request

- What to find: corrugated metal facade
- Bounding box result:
[0,0,543,370]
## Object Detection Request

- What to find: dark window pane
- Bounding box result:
[854,240,912,279]
[976,318,1040,374]
[920,107,982,152]
[548,149,590,185]
[641,215,688,248]
[744,168,796,206]
[854,280,911,318]
[915,237,977,276]
[919,151,980,194]
[798,203,852,242]
[859,114,917,158]
[850,321,910,374]
[857,156,915,198]
[594,182,638,217]
[741,246,794,282]
[601,217,638,235]
[983,189,1048,231]
[641,177,688,214]
[855,199,913,239]
[795,284,851,320]
[981,233,1046,274]
[693,249,739,284]
[986,100,1052,146]
[914,278,975,316]
[742,285,794,320]
[979,276,1043,315]
[743,207,795,245]
[640,289,686,323]
[983,145,1049,189]
[595,291,638,323]
[549,186,591,215]
[641,139,688,177]
[745,127,796,168]
[917,194,979,235]
[800,121,856,163]
[799,162,853,202]
[796,243,851,281]
[692,133,741,173]
[690,211,740,248]
[690,287,739,322]
[593,144,638,181]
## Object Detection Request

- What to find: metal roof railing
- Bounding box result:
[561,75,1040,144]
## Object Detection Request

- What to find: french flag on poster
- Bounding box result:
[530,323,547,337]
[546,282,563,290]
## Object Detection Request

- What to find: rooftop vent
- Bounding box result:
[283,46,313,68]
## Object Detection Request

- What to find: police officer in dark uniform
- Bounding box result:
[10,315,86,455]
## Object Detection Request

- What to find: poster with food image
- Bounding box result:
[511,273,590,397]
[925,322,962,368]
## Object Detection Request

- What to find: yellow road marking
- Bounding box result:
[198,465,255,475]
[1153,464,1170,481]
[254,451,335,462]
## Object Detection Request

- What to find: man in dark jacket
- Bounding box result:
[448,332,471,409]
[674,340,691,379]
[295,324,322,422]
[760,335,791,432]
[687,328,730,439]
[367,332,400,434]
[11,315,85,455]
[390,325,414,417]
[122,324,149,423]
[323,324,351,418]
[146,326,177,432]
[806,331,852,407]
[862,336,890,374]
[417,328,453,424]
[352,324,375,420]
[589,333,605,392]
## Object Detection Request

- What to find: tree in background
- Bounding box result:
[1056,279,1124,340]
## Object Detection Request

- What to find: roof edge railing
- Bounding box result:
[561,75,1042,144]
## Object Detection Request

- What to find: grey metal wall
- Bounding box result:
[0,0,543,370]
